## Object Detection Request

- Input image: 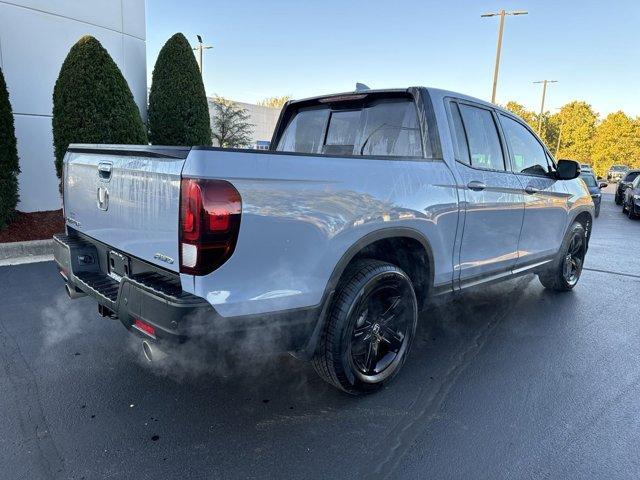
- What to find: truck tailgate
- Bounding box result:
[63,145,191,272]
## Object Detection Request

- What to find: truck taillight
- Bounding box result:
[179,178,242,275]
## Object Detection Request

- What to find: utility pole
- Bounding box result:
[481,9,528,104]
[534,80,558,134]
[192,34,212,76]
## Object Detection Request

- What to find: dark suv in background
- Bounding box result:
[580,171,606,217]
[622,175,640,219]
[615,169,640,205]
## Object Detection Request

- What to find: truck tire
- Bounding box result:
[538,222,586,292]
[312,260,417,395]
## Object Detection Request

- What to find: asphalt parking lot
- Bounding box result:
[2,189,639,480]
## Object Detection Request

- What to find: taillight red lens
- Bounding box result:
[179,178,242,275]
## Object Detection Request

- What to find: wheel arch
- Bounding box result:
[563,208,595,249]
[571,209,593,247]
[294,228,435,360]
[329,228,434,305]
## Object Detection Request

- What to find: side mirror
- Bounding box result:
[599,182,608,189]
[556,159,580,180]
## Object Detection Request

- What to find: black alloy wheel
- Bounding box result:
[312,260,418,394]
[562,231,585,287]
[538,221,587,292]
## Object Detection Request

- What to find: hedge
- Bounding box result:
[52,35,147,189]
[0,66,20,228]
[148,33,212,146]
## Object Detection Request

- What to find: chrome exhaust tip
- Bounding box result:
[142,340,167,363]
[65,283,86,299]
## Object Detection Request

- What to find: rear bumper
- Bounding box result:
[53,232,321,355]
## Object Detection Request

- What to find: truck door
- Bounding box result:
[448,101,525,286]
[497,114,569,268]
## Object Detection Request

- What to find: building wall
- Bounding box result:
[0,0,146,212]
[209,98,281,149]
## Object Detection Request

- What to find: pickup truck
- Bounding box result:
[54,87,593,394]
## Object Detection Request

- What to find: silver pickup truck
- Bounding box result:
[54,87,593,394]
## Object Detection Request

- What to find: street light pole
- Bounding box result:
[534,80,558,134]
[192,34,212,76]
[481,9,528,104]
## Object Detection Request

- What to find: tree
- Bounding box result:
[552,101,598,162]
[148,33,212,146]
[52,35,147,189]
[504,101,556,150]
[592,111,640,177]
[0,66,20,228]
[258,96,291,109]
[504,100,599,159]
[211,97,254,148]
[504,101,537,129]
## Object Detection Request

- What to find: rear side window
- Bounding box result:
[449,102,470,165]
[276,107,329,154]
[499,114,550,176]
[276,98,423,158]
[457,104,505,171]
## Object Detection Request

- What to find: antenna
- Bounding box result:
[355,83,370,91]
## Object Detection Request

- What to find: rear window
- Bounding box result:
[276,98,423,158]
[275,107,329,154]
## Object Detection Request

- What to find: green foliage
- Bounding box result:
[0,66,20,228]
[504,101,556,149]
[211,97,254,148]
[591,112,640,177]
[148,33,212,146]
[505,101,537,128]
[52,35,147,188]
[258,96,291,108]
[503,100,623,177]
[553,101,598,163]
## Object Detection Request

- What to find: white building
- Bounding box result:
[208,98,281,149]
[0,0,147,212]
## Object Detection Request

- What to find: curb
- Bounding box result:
[0,239,54,262]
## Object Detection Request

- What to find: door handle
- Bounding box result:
[467,180,486,191]
[525,185,539,194]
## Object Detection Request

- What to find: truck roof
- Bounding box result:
[287,86,511,115]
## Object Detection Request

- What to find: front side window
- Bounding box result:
[624,171,639,183]
[457,104,505,171]
[276,98,423,158]
[500,115,550,176]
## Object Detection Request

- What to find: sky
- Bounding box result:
[146,0,640,118]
